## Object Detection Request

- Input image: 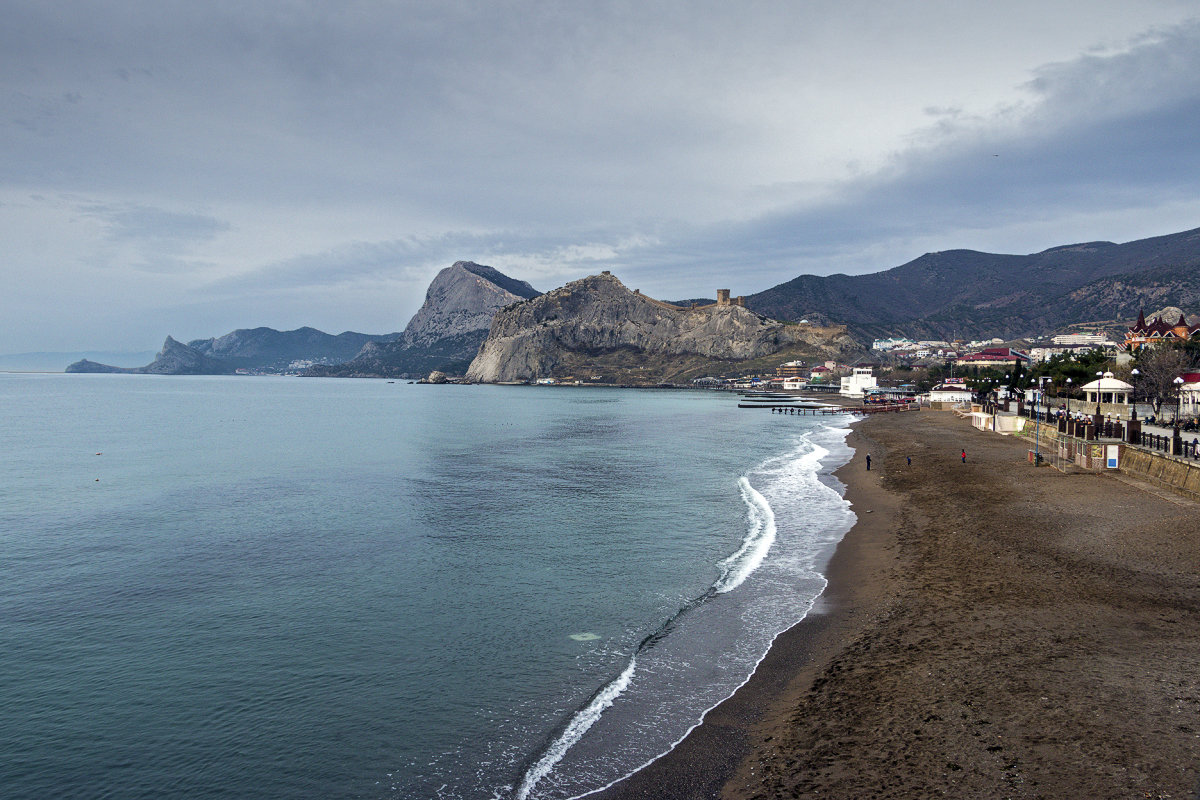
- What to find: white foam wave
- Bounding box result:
[713,477,776,594]
[514,657,638,800]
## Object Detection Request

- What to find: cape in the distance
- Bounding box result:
[65,225,1200,380]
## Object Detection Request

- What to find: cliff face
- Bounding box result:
[402,262,540,347]
[309,261,540,377]
[66,336,233,375]
[466,272,857,383]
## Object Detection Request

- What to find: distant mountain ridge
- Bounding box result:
[188,327,400,368]
[747,227,1200,340]
[65,327,402,375]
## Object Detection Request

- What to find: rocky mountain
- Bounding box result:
[747,227,1200,341]
[308,261,541,378]
[67,336,234,375]
[466,272,857,384]
[64,325,401,375]
[188,327,400,370]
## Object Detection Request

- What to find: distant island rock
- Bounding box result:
[306,261,541,378]
[466,272,857,384]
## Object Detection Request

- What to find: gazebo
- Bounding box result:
[1080,371,1133,416]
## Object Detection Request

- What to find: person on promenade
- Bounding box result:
[866,454,872,471]
[961,449,967,463]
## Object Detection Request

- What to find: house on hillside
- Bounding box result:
[808,365,832,383]
[1124,310,1200,351]
[955,347,1032,370]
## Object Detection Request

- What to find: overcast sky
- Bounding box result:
[4,1,1200,353]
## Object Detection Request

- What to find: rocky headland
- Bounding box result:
[466,272,857,384]
[307,261,541,378]
[67,336,234,375]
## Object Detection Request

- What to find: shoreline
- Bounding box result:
[596,409,1200,799]
[590,417,890,800]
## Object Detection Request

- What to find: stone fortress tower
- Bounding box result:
[715,289,746,307]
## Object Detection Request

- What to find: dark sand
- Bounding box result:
[597,409,1200,800]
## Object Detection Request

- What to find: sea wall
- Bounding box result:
[1009,417,1200,500]
[1118,448,1200,502]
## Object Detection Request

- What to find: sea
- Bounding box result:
[0,374,856,800]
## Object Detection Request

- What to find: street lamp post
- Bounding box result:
[1034,376,1051,465]
[1130,368,1139,421]
[1095,370,1104,419]
[1174,376,1185,426]
[1065,377,1072,418]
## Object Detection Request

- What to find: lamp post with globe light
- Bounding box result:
[1065,377,1072,417]
[1175,376,1185,426]
[1095,370,1104,419]
[1130,368,1139,421]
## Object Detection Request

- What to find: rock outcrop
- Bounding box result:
[466,272,858,383]
[308,261,540,378]
[66,336,234,375]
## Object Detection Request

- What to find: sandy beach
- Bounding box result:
[598,408,1200,799]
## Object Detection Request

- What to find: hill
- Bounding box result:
[466,272,857,384]
[747,227,1200,340]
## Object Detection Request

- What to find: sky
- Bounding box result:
[4,0,1200,354]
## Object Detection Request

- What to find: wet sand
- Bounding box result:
[597,409,1200,799]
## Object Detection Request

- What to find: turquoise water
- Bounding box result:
[0,375,854,799]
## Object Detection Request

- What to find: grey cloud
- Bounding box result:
[78,202,230,245]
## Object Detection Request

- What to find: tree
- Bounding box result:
[1132,343,1199,416]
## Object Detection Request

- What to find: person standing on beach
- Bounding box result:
[866,454,872,471]
[961,449,967,463]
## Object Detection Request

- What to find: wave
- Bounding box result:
[513,427,851,800]
[712,477,775,593]
[514,658,638,800]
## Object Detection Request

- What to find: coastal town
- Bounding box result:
[691,306,1200,431]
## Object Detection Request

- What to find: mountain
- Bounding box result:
[307,261,541,378]
[67,336,234,375]
[64,326,401,375]
[187,327,401,370]
[746,227,1200,340]
[466,272,858,384]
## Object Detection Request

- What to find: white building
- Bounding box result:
[839,367,878,398]
[1079,372,1134,416]
[1052,333,1108,346]
[872,337,913,351]
[927,379,973,407]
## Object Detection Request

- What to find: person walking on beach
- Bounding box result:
[961,449,967,463]
[907,455,911,466]
[866,454,872,471]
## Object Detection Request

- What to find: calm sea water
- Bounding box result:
[0,375,854,799]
